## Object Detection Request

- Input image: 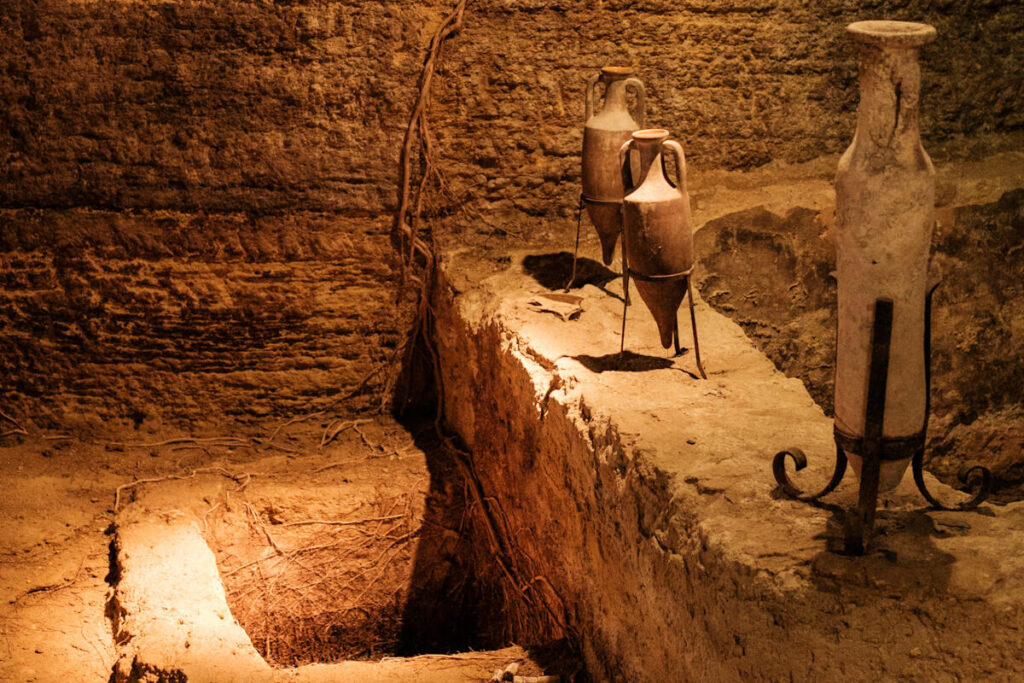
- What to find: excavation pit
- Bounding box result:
[94,167,1024,682]
[429,173,1024,679]
[206,483,433,665]
[108,421,567,682]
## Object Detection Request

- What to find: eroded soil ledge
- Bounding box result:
[433,211,1024,680]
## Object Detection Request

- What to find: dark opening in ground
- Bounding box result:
[200,421,505,667]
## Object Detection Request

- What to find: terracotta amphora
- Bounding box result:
[619,129,694,350]
[582,66,646,265]
[834,21,937,492]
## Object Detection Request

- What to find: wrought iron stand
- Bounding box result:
[565,194,587,291]
[566,195,632,307]
[772,292,991,554]
[618,243,707,380]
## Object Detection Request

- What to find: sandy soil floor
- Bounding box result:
[0,414,441,682]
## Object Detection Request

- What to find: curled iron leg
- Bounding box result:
[913,281,992,511]
[772,445,847,502]
[912,448,992,511]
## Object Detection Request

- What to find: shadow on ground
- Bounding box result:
[572,351,675,373]
[522,253,618,292]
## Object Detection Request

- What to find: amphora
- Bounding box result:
[619,129,704,378]
[834,21,937,491]
[582,66,646,265]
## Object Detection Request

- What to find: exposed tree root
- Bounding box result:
[102,411,375,460]
[268,411,325,446]
[0,408,29,440]
[278,514,406,529]
[392,0,469,280]
[386,0,577,656]
[320,418,372,448]
[10,557,88,605]
[113,467,252,512]
[0,408,27,432]
[108,436,252,450]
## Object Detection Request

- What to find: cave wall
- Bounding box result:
[0,0,444,213]
[1,0,1021,424]
[0,0,445,426]
[432,0,1024,221]
[4,1,1022,215]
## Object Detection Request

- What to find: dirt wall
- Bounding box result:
[0,209,401,427]
[0,0,443,424]
[0,0,447,213]
[434,0,1024,221]
[1,0,1020,422]
[2,1,1021,215]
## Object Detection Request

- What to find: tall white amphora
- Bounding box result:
[834,20,937,492]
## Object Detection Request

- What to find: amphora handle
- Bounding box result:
[584,72,602,122]
[619,138,638,193]
[661,139,687,193]
[625,77,646,128]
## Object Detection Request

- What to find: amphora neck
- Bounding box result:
[847,21,935,162]
[602,78,630,113]
[854,44,925,155]
[629,129,671,190]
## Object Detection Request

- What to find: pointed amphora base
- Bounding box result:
[583,201,622,265]
[634,279,687,349]
[847,453,912,493]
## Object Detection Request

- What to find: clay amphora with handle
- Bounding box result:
[582,66,646,265]
[619,129,703,378]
